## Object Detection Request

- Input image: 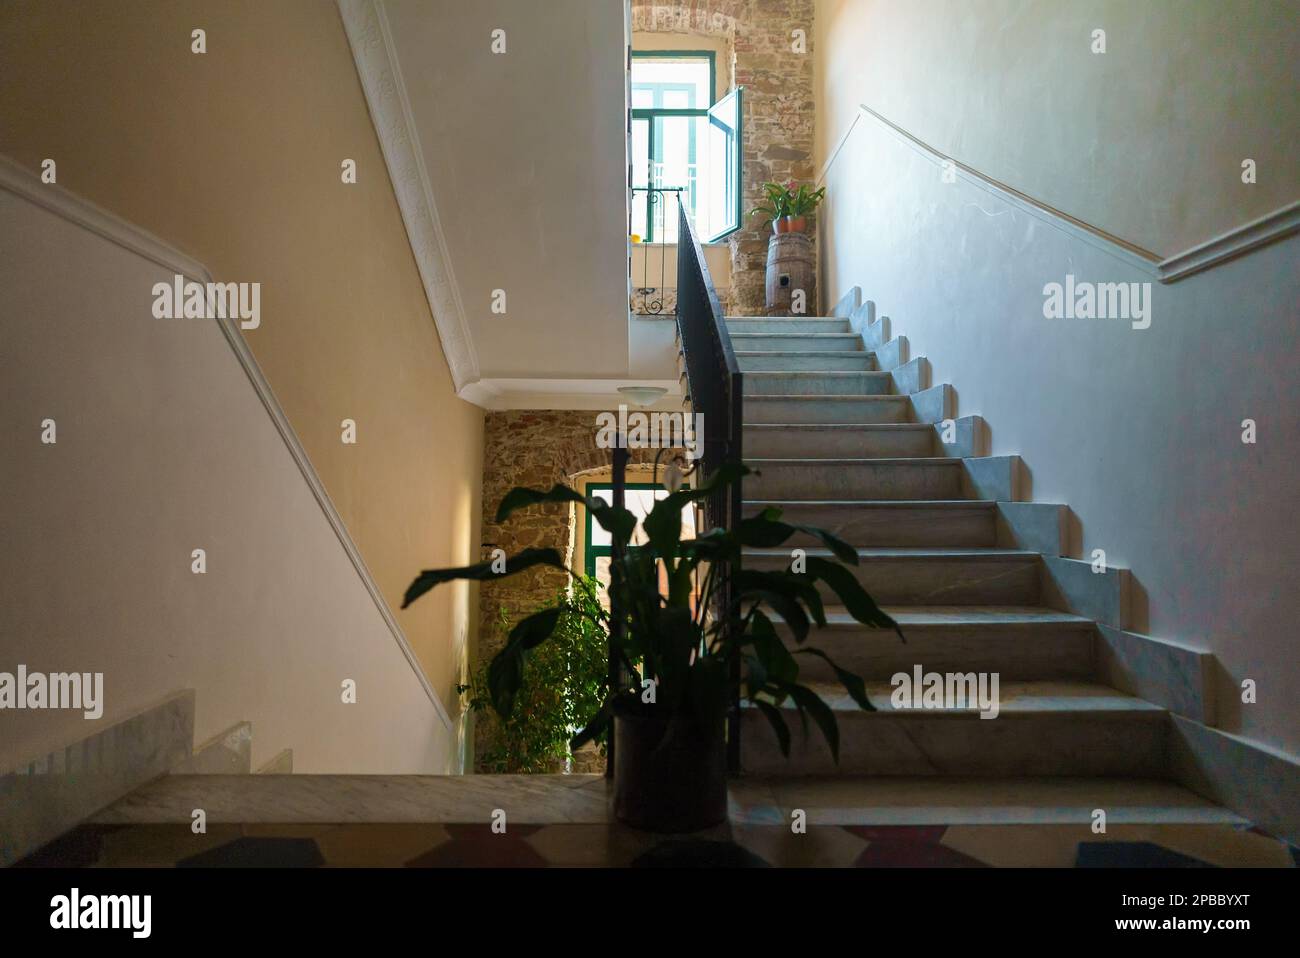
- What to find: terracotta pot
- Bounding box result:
[613,701,727,833]
[784,215,807,233]
[772,217,790,235]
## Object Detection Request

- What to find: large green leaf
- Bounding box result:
[497,484,636,544]
[795,647,876,712]
[737,568,825,633]
[487,607,563,717]
[402,547,567,609]
[752,700,791,757]
[746,610,799,687]
[570,701,613,752]
[774,680,841,764]
[736,513,859,565]
[803,557,903,638]
[644,461,750,547]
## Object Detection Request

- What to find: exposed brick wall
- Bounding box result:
[633,0,817,314]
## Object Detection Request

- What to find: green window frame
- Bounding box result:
[631,50,742,243]
[583,482,663,577]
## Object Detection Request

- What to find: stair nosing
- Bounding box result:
[744,498,994,506]
[735,349,876,356]
[742,547,1039,559]
[746,457,963,465]
[745,394,909,402]
[751,681,1166,716]
[730,332,862,339]
[780,604,1095,629]
[744,370,890,377]
[744,423,933,430]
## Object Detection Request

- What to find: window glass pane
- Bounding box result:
[587,485,700,612]
[662,89,690,110]
[631,57,711,108]
[651,115,708,241]
[587,486,696,548]
[631,118,650,239]
[703,89,741,240]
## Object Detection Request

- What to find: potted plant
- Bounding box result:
[402,462,901,832]
[749,180,826,234]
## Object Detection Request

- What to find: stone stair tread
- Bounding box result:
[743,546,1031,559]
[745,497,992,506]
[745,422,931,430]
[735,349,875,356]
[765,680,1165,714]
[747,456,960,465]
[727,315,839,321]
[733,776,1246,825]
[809,604,1094,627]
[744,370,890,377]
[730,332,862,339]
[745,394,905,401]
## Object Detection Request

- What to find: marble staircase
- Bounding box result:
[729,308,1181,780]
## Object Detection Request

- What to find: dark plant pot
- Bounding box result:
[613,704,727,833]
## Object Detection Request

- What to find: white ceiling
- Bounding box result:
[344,0,674,408]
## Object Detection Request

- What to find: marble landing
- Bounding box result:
[15,774,1291,867]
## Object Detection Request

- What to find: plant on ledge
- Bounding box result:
[460,577,608,774]
[749,180,826,234]
[403,462,901,831]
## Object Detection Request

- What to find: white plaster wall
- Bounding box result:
[814,0,1300,256]
[0,190,456,774]
[382,0,631,381]
[819,117,1300,755]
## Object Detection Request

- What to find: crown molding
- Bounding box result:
[462,377,683,411]
[337,0,480,393]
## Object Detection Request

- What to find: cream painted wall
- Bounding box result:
[631,242,732,293]
[0,187,454,773]
[0,0,483,720]
[818,89,1300,757]
[815,0,1300,256]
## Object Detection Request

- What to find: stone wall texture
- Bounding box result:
[475,410,668,771]
[633,0,817,314]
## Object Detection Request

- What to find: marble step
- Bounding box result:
[744,499,996,547]
[743,371,895,396]
[729,332,865,352]
[740,681,1168,777]
[737,350,877,372]
[744,395,913,424]
[744,424,936,458]
[746,458,965,500]
[741,547,1043,605]
[782,605,1095,681]
[726,317,849,334]
[733,776,1245,827]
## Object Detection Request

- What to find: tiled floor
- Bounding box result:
[18,820,1297,868]
[16,773,1298,867]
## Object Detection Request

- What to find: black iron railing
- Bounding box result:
[673,200,744,773]
[607,199,743,777]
